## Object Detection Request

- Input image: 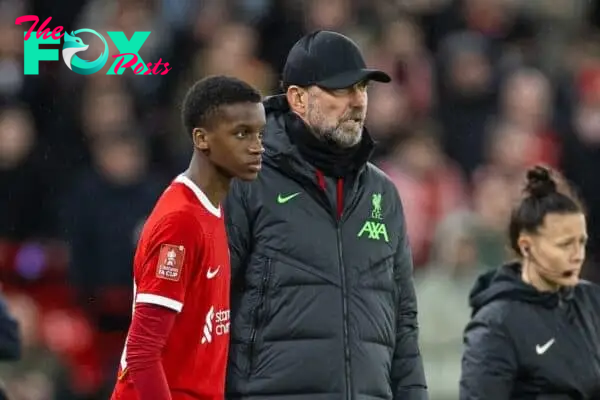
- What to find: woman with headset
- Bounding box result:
[460,165,600,399]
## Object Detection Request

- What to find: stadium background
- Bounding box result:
[0,0,599,398]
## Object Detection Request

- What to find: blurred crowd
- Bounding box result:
[0,0,599,398]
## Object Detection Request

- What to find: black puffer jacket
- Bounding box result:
[224,96,427,400]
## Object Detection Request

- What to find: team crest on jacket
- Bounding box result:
[357,193,389,242]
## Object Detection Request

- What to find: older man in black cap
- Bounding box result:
[224,30,428,400]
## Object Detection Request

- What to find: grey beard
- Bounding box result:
[322,126,363,148]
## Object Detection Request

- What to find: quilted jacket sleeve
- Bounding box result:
[391,196,428,400]
[224,180,253,285]
[460,315,517,399]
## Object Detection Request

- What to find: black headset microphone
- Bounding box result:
[523,246,572,280]
[525,246,576,319]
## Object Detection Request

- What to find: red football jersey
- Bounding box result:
[111,174,231,400]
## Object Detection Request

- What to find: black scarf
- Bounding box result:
[284,112,373,178]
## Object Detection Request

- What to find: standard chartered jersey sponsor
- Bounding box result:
[201,306,230,344]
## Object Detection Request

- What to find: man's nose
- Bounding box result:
[249,139,264,154]
[350,88,367,108]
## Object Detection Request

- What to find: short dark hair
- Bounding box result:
[509,165,584,256]
[181,75,262,135]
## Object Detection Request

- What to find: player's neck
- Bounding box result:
[185,153,230,210]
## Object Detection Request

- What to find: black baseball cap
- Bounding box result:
[282,30,391,90]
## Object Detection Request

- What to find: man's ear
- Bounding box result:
[286,85,307,115]
[192,128,209,151]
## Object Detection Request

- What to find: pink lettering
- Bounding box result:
[111,54,171,75]
[36,17,52,39]
[15,15,64,41]
[15,15,38,41]
[51,26,63,40]
[151,59,166,75]
[112,53,139,74]
[133,62,145,75]
[143,63,153,75]
[160,63,172,75]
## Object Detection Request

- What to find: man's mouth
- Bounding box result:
[346,118,363,123]
[247,161,261,172]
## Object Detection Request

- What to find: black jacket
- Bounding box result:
[224,96,427,400]
[0,295,20,361]
[460,263,600,399]
[0,294,21,400]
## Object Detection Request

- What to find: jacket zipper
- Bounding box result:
[247,258,272,376]
[337,225,352,398]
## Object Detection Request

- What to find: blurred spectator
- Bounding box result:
[498,67,560,167]
[371,17,434,118]
[366,83,413,161]
[562,64,600,274]
[469,169,513,268]
[501,67,552,132]
[60,132,162,303]
[380,123,467,266]
[198,22,275,94]
[190,0,232,46]
[58,133,164,388]
[0,293,69,400]
[252,0,304,75]
[305,0,353,32]
[0,106,50,240]
[415,211,483,400]
[77,0,171,63]
[0,21,25,102]
[436,31,499,178]
[81,85,136,142]
[481,119,544,182]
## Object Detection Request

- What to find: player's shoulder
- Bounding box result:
[364,162,396,188]
[362,162,403,206]
[144,176,225,237]
[143,184,202,230]
[157,178,197,207]
[140,207,201,246]
[154,176,217,216]
[574,280,600,308]
[148,187,197,221]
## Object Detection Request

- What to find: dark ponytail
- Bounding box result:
[509,165,583,256]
